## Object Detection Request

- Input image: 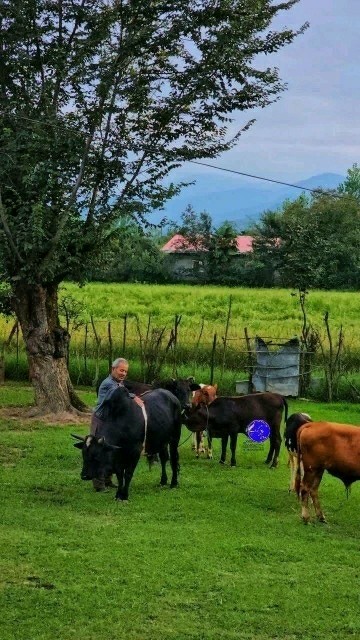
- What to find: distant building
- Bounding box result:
[161,233,254,280]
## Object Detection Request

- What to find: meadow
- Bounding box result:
[1,282,360,397]
[1,383,360,640]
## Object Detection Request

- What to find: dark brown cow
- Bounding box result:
[185,391,287,467]
[295,421,360,523]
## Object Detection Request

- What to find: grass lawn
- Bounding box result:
[1,384,360,639]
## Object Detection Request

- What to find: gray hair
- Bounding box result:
[111,357,129,369]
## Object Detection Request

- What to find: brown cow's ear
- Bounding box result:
[214,384,218,392]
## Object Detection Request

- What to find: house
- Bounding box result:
[161,233,254,280]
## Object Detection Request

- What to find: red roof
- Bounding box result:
[161,233,253,254]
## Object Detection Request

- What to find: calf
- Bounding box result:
[191,384,218,458]
[284,412,312,492]
[295,421,360,523]
[185,391,287,467]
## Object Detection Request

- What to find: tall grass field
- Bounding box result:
[1,283,360,397]
[1,383,360,639]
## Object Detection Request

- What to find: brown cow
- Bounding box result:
[184,391,287,467]
[295,421,360,523]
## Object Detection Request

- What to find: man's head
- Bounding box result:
[111,357,129,382]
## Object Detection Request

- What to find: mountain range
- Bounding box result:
[149,172,345,230]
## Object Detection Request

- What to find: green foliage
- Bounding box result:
[251,191,360,290]
[91,219,169,283]
[0,283,14,317]
[338,163,360,200]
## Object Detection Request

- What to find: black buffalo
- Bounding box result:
[184,391,288,467]
[73,386,182,501]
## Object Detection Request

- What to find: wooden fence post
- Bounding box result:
[210,333,217,385]
[122,313,128,355]
[108,322,113,370]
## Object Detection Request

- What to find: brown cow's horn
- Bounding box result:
[71,434,86,441]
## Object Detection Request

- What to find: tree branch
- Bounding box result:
[0,190,24,265]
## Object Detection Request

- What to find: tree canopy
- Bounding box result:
[0,0,307,412]
[251,170,360,291]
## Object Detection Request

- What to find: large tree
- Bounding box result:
[0,0,306,414]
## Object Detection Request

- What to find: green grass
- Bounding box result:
[1,384,360,639]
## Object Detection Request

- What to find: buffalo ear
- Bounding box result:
[190,383,201,391]
[71,433,85,441]
[187,376,195,383]
[73,441,84,449]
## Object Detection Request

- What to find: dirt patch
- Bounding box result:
[0,406,92,425]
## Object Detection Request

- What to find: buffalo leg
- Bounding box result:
[169,440,180,488]
[229,433,238,466]
[158,446,169,486]
[115,452,141,501]
[220,434,228,464]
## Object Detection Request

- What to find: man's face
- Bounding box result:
[113,362,129,381]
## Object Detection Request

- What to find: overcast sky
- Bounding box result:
[179,0,359,187]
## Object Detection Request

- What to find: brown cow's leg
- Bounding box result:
[300,469,324,523]
[309,470,326,522]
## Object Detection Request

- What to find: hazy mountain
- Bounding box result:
[149,172,345,230]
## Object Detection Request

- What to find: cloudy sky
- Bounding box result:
[177,0,359,187]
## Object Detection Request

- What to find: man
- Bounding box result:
[92,357,130,432]
[91,357,130,490]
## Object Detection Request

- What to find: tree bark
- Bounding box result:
[12,282,89,415]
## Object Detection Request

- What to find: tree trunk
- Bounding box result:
[12,282,89,415]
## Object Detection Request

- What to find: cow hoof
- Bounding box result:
[219,460,225,465]
[196,454,199,459]
[230,462,236,467]
[318,515,327,523]
[170,483,179,489]
[116,497,129,503]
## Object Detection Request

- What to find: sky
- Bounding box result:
[172,0,359,189]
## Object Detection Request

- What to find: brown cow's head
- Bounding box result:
[192,384,218,407]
